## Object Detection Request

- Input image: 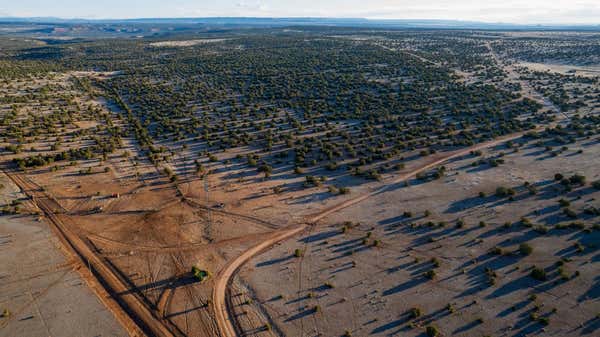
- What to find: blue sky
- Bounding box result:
[1,0,599,24]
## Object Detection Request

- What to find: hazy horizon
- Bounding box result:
[0,1,599,25]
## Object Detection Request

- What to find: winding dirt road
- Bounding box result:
[212,225,307,337]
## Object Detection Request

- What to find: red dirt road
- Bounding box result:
[212,225,307,337]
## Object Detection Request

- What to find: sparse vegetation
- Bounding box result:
[294,249,304,258]
[426,325,440,337]
[531,266,547,281]
[191,266,210,282]
[0,24,598,337]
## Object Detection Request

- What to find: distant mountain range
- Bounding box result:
[0,17,598,30]
[0,17,598,40]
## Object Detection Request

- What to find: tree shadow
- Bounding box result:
[497,299,530,318]
[445,195,495,214]
[456,253,523,298]
[382,277,427,296]
[370,312,411,334]
[578,275,600,303]
[299,229,340,243]
[284,307,318,322]
[116,273,197,296]
[256,255,293,267]
[581,316,600,335]
[453,319,482,334]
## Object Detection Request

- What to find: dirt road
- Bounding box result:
[3,171,175,337]
[309,129,534,223]
[212,225,307,337]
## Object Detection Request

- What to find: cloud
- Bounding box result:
[235,0,267,11]
[351,1,600,24]
[2,0,599,23]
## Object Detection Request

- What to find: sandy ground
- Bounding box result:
[519,62,600,78]
[0,39,597,337]
[0,175,127,337]
[240,137,600,337]
[149,39,230,47]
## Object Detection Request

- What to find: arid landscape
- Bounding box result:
[0,18,598,337]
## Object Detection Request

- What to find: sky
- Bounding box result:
[0,0,599,24]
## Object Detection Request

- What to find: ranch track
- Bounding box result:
[2,170,175,337]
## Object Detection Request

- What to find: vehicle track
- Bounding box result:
[3,170,174,337]
[212,225,307,337]
[88,230,269,254]
[184,197,280,230]
[309,129,540,223]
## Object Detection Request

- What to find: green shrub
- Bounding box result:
[191,266,210,282]
[424,269,436,280]
[338,187,351,194]
[491,246,503,255]
[257,164,272,174]
[519,243,533,255]
[495,186,516,197]
[538,317,550,326]
[558,199,570,207]
[568,174,586,185]
[304,175,321,187]
[426,325,440,337]
[563,208,577,218]
[531,266,547,281]
[569,222,585,230]
[410,307,422,318]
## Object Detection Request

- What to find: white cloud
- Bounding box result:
[348,0,600,24]
[2,1,600,24]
